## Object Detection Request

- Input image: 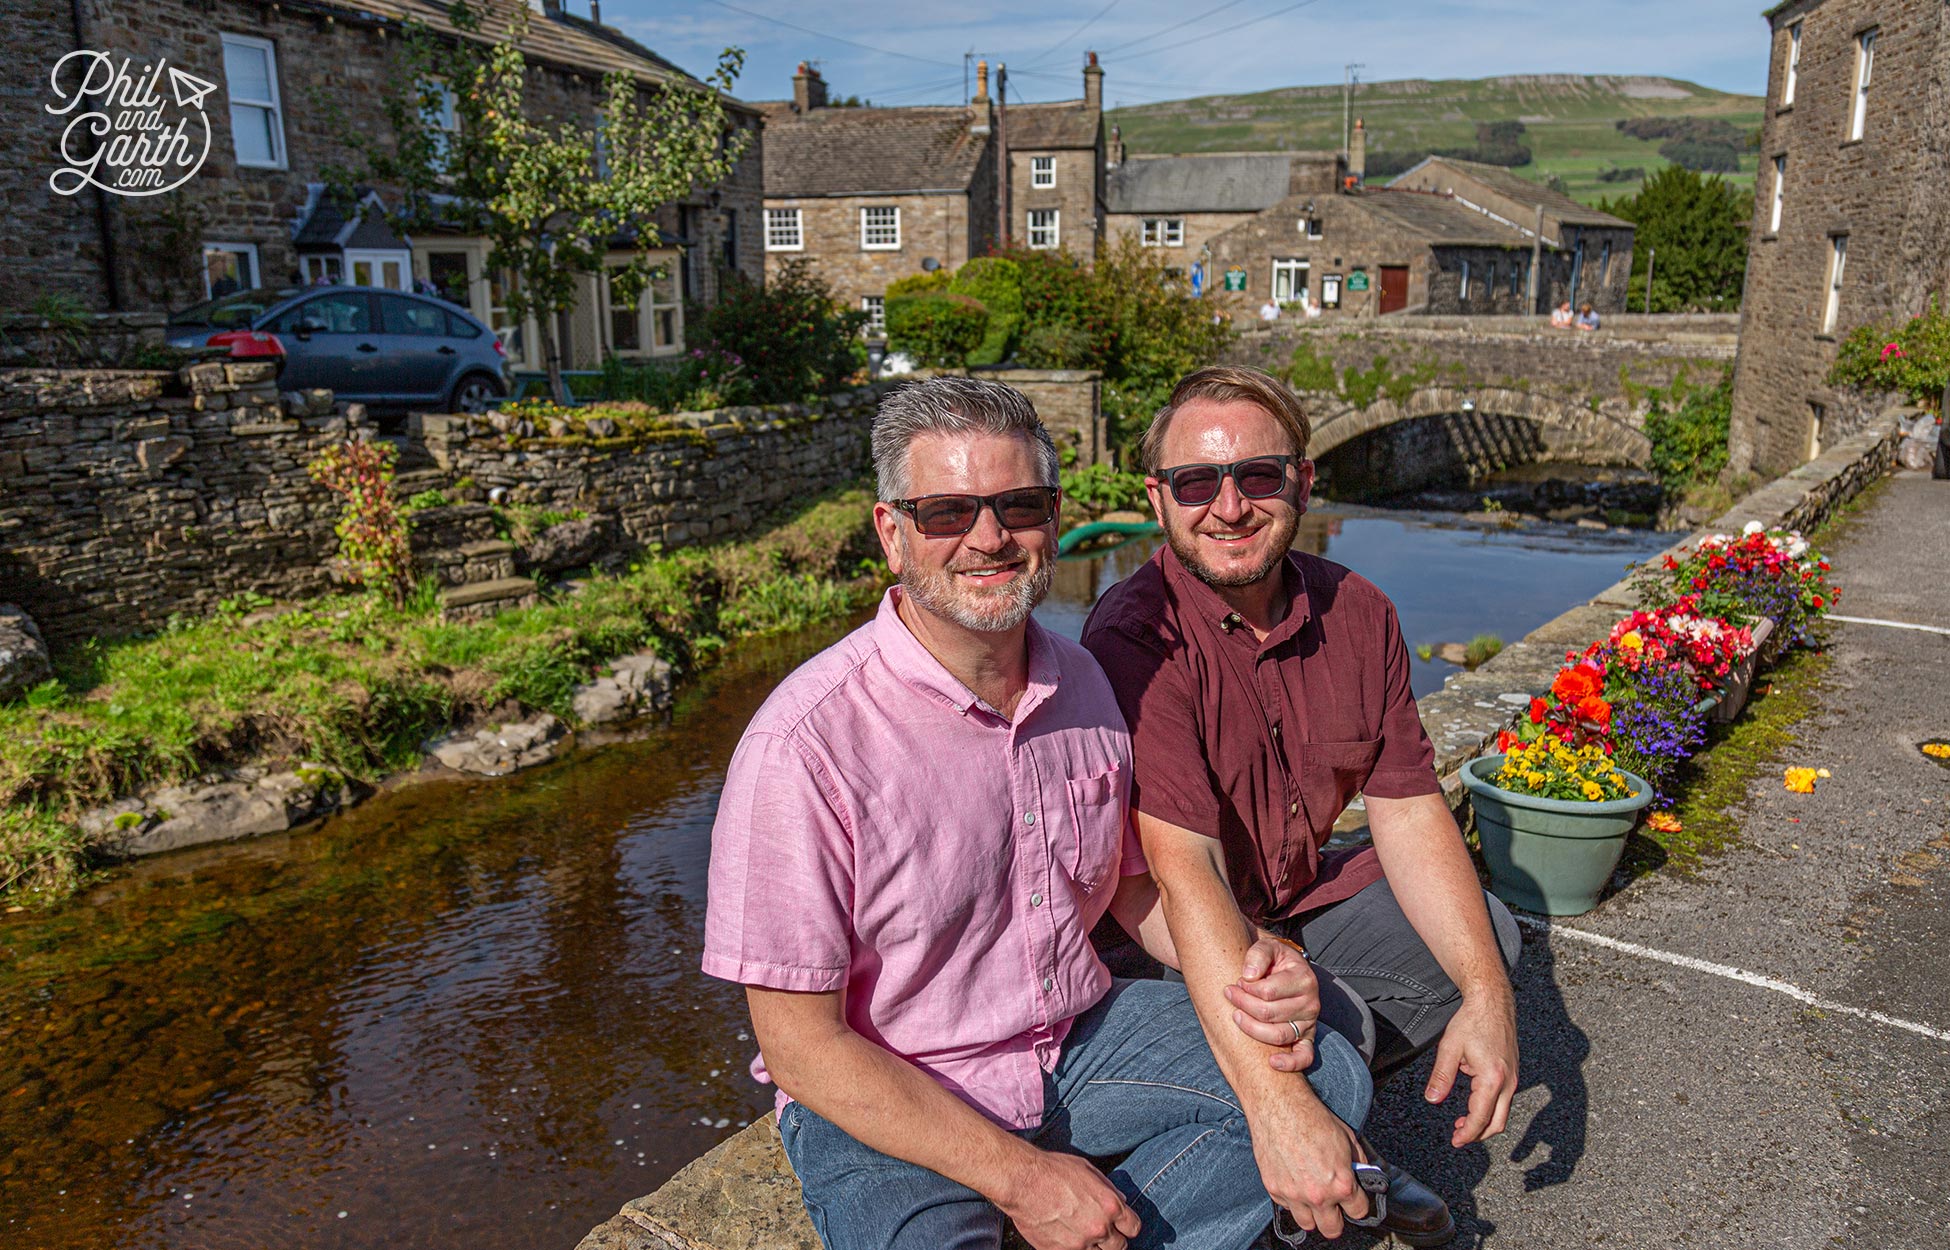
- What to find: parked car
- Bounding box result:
[168,286,509,413]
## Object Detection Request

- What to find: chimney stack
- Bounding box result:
[541,0,562,16]
[1107,124,1124,168]
[589,0,602,24]
[1083,50,1103,113]
[1349,117,1366,184]
[972,59,993,134]
[792,61,827,113]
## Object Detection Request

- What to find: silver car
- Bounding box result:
[168,285,510,413]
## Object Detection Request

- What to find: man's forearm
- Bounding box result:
[1368,792,1511,998]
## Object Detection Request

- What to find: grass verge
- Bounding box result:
[1,484,887,906]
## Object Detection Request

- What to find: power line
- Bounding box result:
[698,0,960,70]
[1023,0,1124,68]
[1113,0,1329,64]
[1097,0,1253,58]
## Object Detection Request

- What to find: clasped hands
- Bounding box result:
[1226,930,1321,1069]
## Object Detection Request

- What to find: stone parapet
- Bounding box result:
[572,417,1904,1250]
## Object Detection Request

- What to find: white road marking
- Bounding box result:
[1514,914,1950,1044]
[1827,613,1950,637]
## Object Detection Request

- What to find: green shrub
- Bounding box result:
[887,293,990,367]
[948,257,1025,366]
[886,270,953,299]
[1284,342,1339,392]
[1642,367,1733,491]
[1828,298,1950,409]
[592,351,750,411]
[689,259,866,402]
[1060,462,1150,513]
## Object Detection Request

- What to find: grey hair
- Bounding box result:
[871,376,1061,501]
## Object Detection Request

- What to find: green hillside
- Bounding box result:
[1106,74,1765,205]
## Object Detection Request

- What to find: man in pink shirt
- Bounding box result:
[705,377,1376,1250]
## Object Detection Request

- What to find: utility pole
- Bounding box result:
[1342,63,1365,159]
[1644,247,1656,314]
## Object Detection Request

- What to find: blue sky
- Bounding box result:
[601,0,1773,107]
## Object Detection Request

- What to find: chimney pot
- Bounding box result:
[793,61,826,113]
[975,59,989,102]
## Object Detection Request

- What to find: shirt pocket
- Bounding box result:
[1296,739,1382,833]
[1063,765,1124,893]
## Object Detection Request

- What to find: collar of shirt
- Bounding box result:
[1158,545,1315,652]
[873,587,1061,722]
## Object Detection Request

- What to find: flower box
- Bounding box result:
[1706,616,1776,725]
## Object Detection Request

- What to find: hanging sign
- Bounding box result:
[1347,270,1371,292]
[1222,267,1248,292]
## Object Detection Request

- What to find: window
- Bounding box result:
[488,268,527,365]
[1850,30,1876,141]
[862,295,885,334]
[1028,209,1060,250]
[1031,156,1055,188]
[1486,261,1498,296]
[722,209,738,272]
[221,33,286,169]
[861,206,900,250]
[272,292,371,334]
[420,79,459,170]
[1140,218,1184,247]
[1783,21,1802,107]
[1271,258,1309,303]
[1599,239,1612,284]
[605,257,682,356]
[1823,235,1847,334]
[765,207,803,251]
[424,249,473,308]
[1509,257,1524,296]
[300,254,342,286]
[201,242,258,298]
[1770,156,1786,233]
[1460,259,1472,301]
[380,295,447,336]
[345,250,411,291]
[1301,217,1324,240]
[1808,402,1826,459]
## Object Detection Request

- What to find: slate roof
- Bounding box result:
[1007,103,1099,150]
[1390,157,1630,229]
[1104,155,1294,214]
[1349,189,1536,248]
[761,106,986,198]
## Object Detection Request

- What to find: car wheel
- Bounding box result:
[449,372,503,414]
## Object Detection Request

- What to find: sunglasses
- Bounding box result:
[1155,455,1297,507]
[891,486,1061,537]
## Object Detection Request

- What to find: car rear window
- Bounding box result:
[444,311,483,339]
[380,295,448,337]
[270,293,372,334]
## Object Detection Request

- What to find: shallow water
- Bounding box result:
[0,507,1666,1250]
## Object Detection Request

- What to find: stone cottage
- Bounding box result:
[7,0,762,373]
[758,55,1107,330]
[1103,146,1346,282]
[1728,0,1950,476]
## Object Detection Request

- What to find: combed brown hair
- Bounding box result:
[1137,365,1313,473]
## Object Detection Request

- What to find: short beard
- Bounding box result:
[1166,509,1299,588]
[896,530,1053,632]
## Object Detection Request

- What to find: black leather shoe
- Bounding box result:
[1356,1134,1455,1247]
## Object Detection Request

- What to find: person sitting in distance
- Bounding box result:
[1550,300,1574,328]
[705,374,1376,1250]
[1575,304,1601,331]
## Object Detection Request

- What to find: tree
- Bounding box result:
[1601,166,1752,313]
[340,1,749,403]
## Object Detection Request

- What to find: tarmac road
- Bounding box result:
[1361,469,1950,1248]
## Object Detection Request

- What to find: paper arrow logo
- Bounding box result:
[168,66,217,111]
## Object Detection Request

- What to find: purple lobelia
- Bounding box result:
[1604,648,1709,808]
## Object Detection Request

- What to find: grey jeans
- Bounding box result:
[1096,878,1522,1081]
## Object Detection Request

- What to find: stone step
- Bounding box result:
[416,539,518,586]
[438,575,539,621]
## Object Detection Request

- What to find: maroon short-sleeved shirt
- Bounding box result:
[1081,545,1440,924]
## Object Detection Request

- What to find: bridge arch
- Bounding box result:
[1304,386,1651,466]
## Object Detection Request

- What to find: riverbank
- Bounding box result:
[0,485,886,907]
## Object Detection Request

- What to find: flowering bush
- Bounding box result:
[308,440,414,605]
[1827,297,1950,410]
[1604,599,1754,692]
[1638,522,1837,647]
[1497,656,1613,755]
[1601,649,1710,806]
[1492,738,1637,803]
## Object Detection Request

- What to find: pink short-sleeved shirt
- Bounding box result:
[702,588,1144,1130]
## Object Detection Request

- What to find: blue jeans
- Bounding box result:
[777,978,1373,1250]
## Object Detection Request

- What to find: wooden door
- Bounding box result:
[1379,266,1409,314]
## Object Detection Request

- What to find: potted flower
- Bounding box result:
[1463,735,1653,916]
[1637,523,1838,654]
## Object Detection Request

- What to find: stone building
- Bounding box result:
[758,56,1107,326]
[1104,148,1345,279]
[1728,0,1950,476]
[7,0,762,373]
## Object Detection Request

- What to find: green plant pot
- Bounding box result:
[1461,755,1654,917]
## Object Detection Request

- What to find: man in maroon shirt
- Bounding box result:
[1082,365,1522,1247]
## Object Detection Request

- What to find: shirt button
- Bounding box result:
[1289,801,1299,816]
[1042,977,1054,992]
[1024,812,1036,826]
[1272,725,1281,738]
[1030,892,1044,907]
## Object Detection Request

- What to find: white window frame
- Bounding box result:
[200,242,260,297]
[1027,208,1060,250]
[1140,218,1183,247]
[221,32,287,170]
[765,207,803,252]
[1783,21,1802,106]
[862,295,886,334]
[1271,257,1310,304]
[1822,235,1847,334]
[603,251,683,358]
[421,79,459,171]
[1030,156,1055,188]
[344,249,413,292]
[1302,217,1324,240]
[1460,259,1472,301]
[300,254,342,286]
[1770,155,1786,233]
[1850,29,1876,142]
[861,206,901,250]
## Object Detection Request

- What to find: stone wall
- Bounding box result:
[1729,0,1950,476]
[0,363,370,644]
[0,312,170,369]
[1010,147,1099,259]
[974,368,1106,465]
